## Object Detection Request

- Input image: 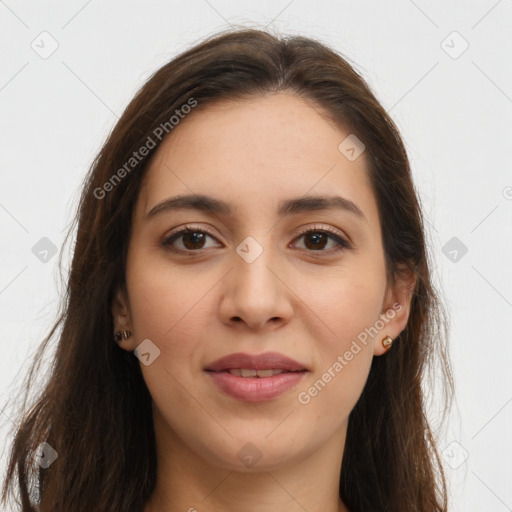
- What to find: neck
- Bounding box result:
[145,409,350,512]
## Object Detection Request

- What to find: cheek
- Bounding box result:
[295,265,385,410]
[303,261,386,351]
[125,257,213,411]
[124,257,221,401]
[126,254,213,342]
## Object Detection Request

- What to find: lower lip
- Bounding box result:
[205,370,307,402]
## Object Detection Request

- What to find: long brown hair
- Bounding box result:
[1,26,453,511]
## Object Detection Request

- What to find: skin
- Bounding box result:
[112,91,416,512]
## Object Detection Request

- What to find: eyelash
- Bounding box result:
[161,224,352,255]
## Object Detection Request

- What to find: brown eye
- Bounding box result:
[161,224,351,255]
[162,226,220,253]
[292,227,351,253]
[302,231,329,250]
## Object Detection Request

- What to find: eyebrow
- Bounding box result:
[144,193,366,222]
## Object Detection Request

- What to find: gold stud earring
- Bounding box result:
[382,335,393,351]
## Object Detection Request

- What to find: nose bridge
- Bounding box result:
[219,231,293,329]
[234,232,280,298]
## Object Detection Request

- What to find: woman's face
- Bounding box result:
[114,91,413,471]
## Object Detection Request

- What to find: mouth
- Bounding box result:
[217,368,305,378]
[204,352,309,402]
[204,351,309,373]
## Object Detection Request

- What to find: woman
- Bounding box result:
[1,27,453,511]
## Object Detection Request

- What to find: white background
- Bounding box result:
[1,1,511,511]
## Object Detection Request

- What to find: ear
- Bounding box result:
[373,264,417,356]
[111,285,137,351]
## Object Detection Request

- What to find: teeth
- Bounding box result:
[256,369,282,377]
[240,368,257,378]
[227,368,288,378]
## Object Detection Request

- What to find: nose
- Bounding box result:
[219,241,294,331]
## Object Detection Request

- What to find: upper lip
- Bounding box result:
[204,352,308,372]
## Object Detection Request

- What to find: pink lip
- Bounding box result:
[204,351,308,372]
[204,352,308,402]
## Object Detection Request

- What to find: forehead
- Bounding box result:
[137,92,378,227]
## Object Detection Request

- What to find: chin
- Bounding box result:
[201,430,312,473]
